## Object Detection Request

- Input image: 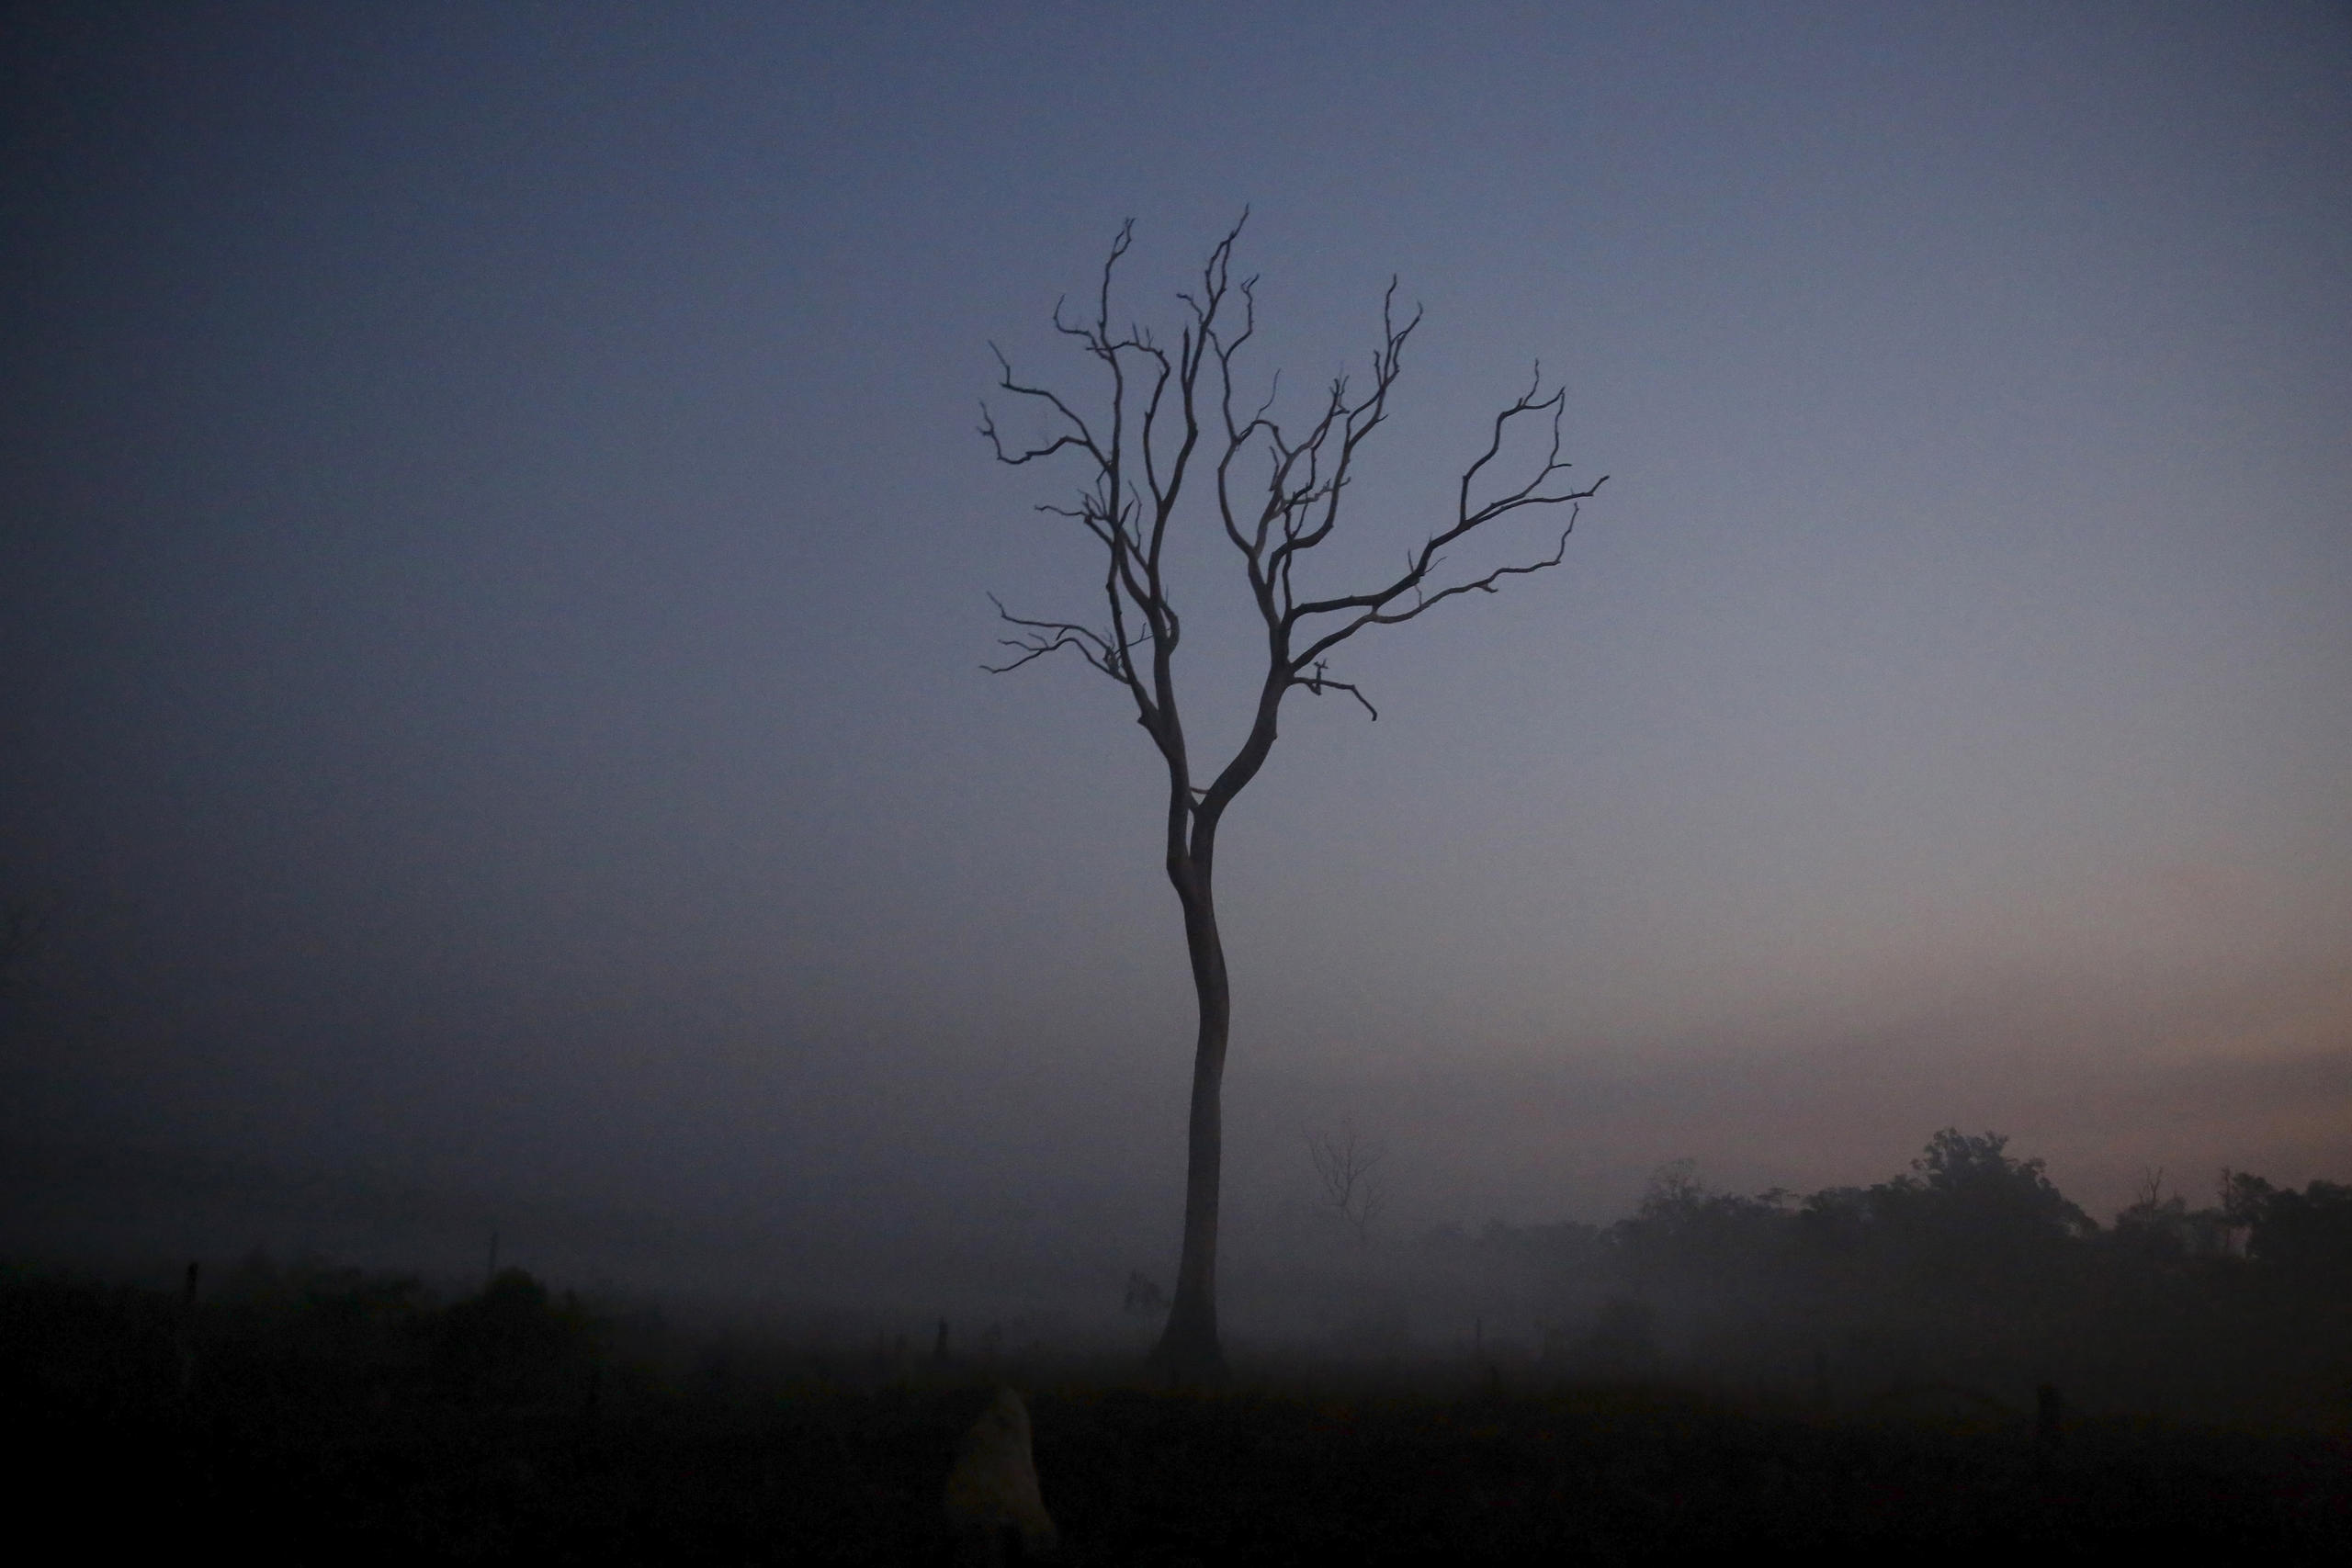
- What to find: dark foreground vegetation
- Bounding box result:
[7,1234,2351,1562]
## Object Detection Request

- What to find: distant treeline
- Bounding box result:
[1407,1130,2349,1424]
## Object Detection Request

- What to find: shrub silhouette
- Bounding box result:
[2224,1173,2352,1286]
[433,1268,585,1406]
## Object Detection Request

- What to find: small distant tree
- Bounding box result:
[1617,1159,1794,1300]
[435,1268,585,1406]
[1871,1130,2092,1277]
[1306,1116,1387,1244]
[1912,1129,2086,1225]
[983,217,1603,1378]
[2219,1168,2273,1229]
[2222,1170,2352,1284]
[2109,1166,2243,1263]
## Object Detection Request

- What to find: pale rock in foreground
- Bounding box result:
[943,1386,1058,1561]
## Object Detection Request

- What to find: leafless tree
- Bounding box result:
[1306,1116,1387,1244]
[982,215,1605,1379]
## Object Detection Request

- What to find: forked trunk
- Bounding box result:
[1151,852,1231,1382]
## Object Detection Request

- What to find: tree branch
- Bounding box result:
[981,592,1136,682]
[1294,660,1379,721]
[984,220,1598,822]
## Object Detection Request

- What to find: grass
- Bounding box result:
[9,1266,2349,1562]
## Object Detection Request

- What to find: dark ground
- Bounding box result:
[8,1267,2349,1564]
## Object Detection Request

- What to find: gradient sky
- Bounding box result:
[5,4,2347,1310]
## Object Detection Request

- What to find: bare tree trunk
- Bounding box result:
[984,218,1602,1389]
[1155,850,1230,1380]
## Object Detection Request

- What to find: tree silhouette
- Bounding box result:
[2222,1171,2352,1284]
[983,216,1604,1377]
[1306,1116,1388,1244]
[1861,1129,2093,1286]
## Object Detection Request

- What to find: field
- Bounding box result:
[10,1266,2350,1563]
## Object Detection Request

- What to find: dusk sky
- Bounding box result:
[5,4,2347,1314]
